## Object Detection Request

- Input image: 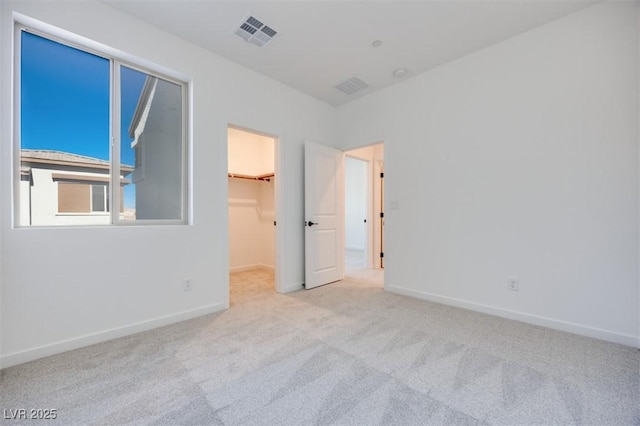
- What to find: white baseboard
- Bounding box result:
[280,281,304,293]
[386,285,639,348]
[230,264,275,273]
[1,303,226,369]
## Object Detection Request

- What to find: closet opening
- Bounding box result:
[227,125,278,305]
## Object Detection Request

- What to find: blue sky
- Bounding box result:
[21,31,146,208]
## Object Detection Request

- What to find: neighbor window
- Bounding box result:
[91,184,108,213]
[58,183,90,214]
[16,25,188,226]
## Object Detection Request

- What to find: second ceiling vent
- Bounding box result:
[334,76,370,96]
[234,15,278,48]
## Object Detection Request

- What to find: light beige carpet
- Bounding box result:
[1,269,638,425]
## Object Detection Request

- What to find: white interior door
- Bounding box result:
[304,141,344,289]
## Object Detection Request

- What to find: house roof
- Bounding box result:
[21,149,134,173]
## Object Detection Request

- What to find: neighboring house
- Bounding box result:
[128,75,183,221]
[20,149,133,226]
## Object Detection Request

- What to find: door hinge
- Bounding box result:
[380,252,384,258]
[273,221,276,226]
[380,212,384,218]
[380,172,384,178]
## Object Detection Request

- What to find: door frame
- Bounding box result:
[375,158,384,268]
[343,142,384,270]
[226,123,284,295]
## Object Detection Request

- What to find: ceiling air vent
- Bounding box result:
[334,76,370,96]
[234,15,278,48]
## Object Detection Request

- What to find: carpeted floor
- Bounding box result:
[1,268,638,425]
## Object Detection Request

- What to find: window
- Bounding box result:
[16,24,188,226]
[91,184,108,213]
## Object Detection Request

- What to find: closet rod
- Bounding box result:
[228,173,274,182]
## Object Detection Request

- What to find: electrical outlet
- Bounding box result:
[507,278,519,292]
[183,278,193,292]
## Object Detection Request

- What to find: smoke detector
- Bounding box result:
[334,76,370,96]
[393,68,408,78]
[234,15,278,48]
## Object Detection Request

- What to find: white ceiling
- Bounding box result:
[103,0,599,107]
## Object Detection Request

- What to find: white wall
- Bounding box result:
[338,1,640,347]
[0,0,337,367]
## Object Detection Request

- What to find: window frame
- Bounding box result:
[13,15,190,227]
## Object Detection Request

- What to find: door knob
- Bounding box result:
[307,221,317,226]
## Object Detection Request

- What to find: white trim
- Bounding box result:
[182,77,189,225]
[281,281,305,294]
[274,135,285,295]
[12,20,21,227]
[111,58,121,221]
[387,285,640,348]
[0,303,225,369]
[229,264,275,273]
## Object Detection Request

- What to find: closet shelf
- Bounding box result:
[228,172,274,182]
[229,198,258,206]
[256,208,275,218]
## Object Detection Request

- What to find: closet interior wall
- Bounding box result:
[228,177,275,272]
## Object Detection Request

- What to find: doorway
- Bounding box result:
[227,126,278,303]
[345,156,368,269]
[343,143,384,275]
